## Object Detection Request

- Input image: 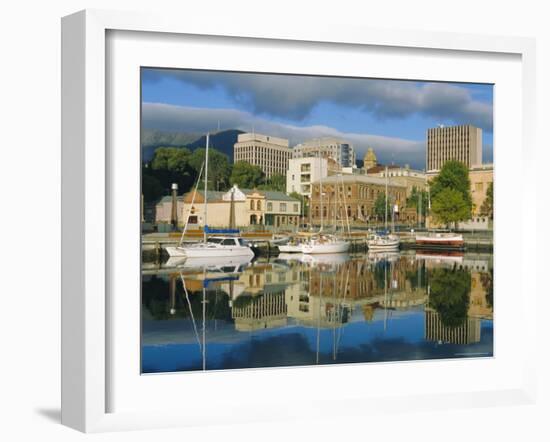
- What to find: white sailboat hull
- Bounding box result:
[367,233,400,251]
[278,244,303,253]
[183,246,254,258]
[165,246,187,257]
[182,254,253,269]
[367,241,400,251]
[302,241,350,254]
[166,241,254,258]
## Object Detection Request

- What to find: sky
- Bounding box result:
[141,68,494,170]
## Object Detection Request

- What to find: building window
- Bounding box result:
[267,202,273,211]
[280,203,287,212]
[257,200,261,210]
[294,203,299,212]
[250,200,255,210]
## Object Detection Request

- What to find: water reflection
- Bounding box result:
[142,250,493,373]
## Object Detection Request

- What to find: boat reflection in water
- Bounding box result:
[141,250,493,373]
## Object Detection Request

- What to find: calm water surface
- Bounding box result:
[141,250,493,373]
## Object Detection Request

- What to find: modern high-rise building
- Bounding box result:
[425,309,481,345]
[426,124,482,172]
[233,133,292,178]
[293,137,356,168]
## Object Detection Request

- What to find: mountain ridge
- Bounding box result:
[141,128,244,162]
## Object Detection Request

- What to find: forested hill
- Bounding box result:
[186,129,244,162]
[141,129,244,162]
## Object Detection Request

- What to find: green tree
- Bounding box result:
[189,147,232,191]
[431,188,471,229]
[151,146,192,173]
[258,174,286,192]
[149,147,195,194]
[230,161,265,189]
[429,266,471,328]
[430,160,472,203]
[141,173,164,203]
[373,193,391,222]
[406,186,429,218]
[429,161,472,229]
[479,182,493,219]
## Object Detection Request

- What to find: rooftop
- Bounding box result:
[366,164,401,174]
[236,132,289,147]
[311,174,406,188]
[159,187,299,204]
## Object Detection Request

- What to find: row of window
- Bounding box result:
[249,200,299,213]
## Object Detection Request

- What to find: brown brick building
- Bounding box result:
[309,175,407,223]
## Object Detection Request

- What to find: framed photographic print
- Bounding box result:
[61,9,537,432]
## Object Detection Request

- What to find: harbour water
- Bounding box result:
[141,250,493,373]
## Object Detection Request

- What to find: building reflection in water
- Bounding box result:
[141,250,493,372]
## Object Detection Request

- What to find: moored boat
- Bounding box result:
[167,235,254,258]
[278,235,304,253]
[278,243,304,253]
[415,232,464,248]
[164,133,254,259]
[367,233,400,251]
[301,234,350,254]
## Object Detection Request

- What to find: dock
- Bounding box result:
[142,229,493,261]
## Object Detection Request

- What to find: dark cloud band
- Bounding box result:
[143,69,493,132]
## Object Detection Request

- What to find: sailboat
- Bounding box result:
[165,133,255,259]
[367,166,400,251]
[277,235,306,253]
[301,145,350,255]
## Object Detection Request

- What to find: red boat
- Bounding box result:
[415,232,464,249]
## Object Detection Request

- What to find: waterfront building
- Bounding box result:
[263,191,302,227]
[468,163,493,216]
[154,185,301,228]
[366,163,427,195]
[309,175,407,223]
[427,124,482,172]
[292,137,356,168]
[286,156,341,197]
[233,132,292,178]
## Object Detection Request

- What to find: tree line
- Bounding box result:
[142,146,286,202]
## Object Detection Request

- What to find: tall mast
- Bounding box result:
[385,166,388,232]
[179,162,204,246]
[203,133,209,243]
[318,140,323,233]
[427,177,431,232]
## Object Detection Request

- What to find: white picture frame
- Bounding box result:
[61,9,537,433]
